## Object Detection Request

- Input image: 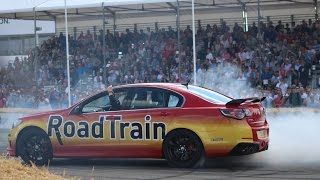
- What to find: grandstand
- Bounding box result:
[0,1,318,56]
[0,0,320,109]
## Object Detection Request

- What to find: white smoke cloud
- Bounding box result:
[193,63,259,99]
[193,64,320,166]
[0,113,25,129]
[260,111,320,165]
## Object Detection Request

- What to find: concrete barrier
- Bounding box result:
[0,128,9,153]
[266,107,320,113]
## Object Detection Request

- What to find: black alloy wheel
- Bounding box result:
[17,129,53,166]
[163,129,206,168]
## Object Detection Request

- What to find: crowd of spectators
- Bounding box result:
[1,18,320,109]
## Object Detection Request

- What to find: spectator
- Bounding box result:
[298,60,311,88]
[261,67,273,88]
[94,72,104,89]
[49,88,60,109]
[273,89,285,107]
[276,78,289,97]
[0,93,6,108]
[288,85,302,107]
[1,18,320,109]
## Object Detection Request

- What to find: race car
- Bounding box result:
[7,83,269,168]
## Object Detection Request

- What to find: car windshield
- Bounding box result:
[182,85,232,104]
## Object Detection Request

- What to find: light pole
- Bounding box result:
[177,0,181,81]
[192,0,196,85]
[33,0,49,86]
[102,3,107,86]
[33,8,38,85]
[315,0,319,20]
[64,0,71,107]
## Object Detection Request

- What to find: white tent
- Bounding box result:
[0,0,183,13]
[0,0,317,20]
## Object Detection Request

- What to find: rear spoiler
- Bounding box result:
[226,97,266,105]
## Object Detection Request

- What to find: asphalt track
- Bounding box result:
[2,134,320,179]
[2,110,320,180]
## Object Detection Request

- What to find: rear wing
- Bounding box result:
[226,97,266,105]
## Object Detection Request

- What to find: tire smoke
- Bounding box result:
[194,63,260,98]
[259,110,320,165]
[195,64,320,166]
[0,113,24,129]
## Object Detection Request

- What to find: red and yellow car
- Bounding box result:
[7,83,269,168]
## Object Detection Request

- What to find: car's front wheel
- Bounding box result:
[16,128,53,166]
[163,129,206,168]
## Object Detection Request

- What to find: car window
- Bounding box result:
[186,85,231,104]
[115,90,128,106]
[80,88,132,113]
[113,88,134,110]
[82,93,110,113]
[77,87,185,113]
[168,94,180,107]
[129,88,183,110]
[130,88,165,109]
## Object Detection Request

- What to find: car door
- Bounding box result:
[116,87,184,157]
[61,90,127,157]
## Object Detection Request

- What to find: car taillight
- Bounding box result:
[220,108,251,120]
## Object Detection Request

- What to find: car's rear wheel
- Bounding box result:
[16,128,53,166]
[163,129,206,168]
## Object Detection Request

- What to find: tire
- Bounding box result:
[16,128,53,166]
[163,129,206,168]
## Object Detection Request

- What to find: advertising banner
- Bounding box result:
[0,18,55,36]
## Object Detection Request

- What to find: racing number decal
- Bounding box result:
[47,115,166,145]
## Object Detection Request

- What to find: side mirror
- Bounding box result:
[72,106,82,115]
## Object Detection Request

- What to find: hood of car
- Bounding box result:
[20,108,68,121]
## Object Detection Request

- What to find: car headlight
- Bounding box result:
[12,119,22,129]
